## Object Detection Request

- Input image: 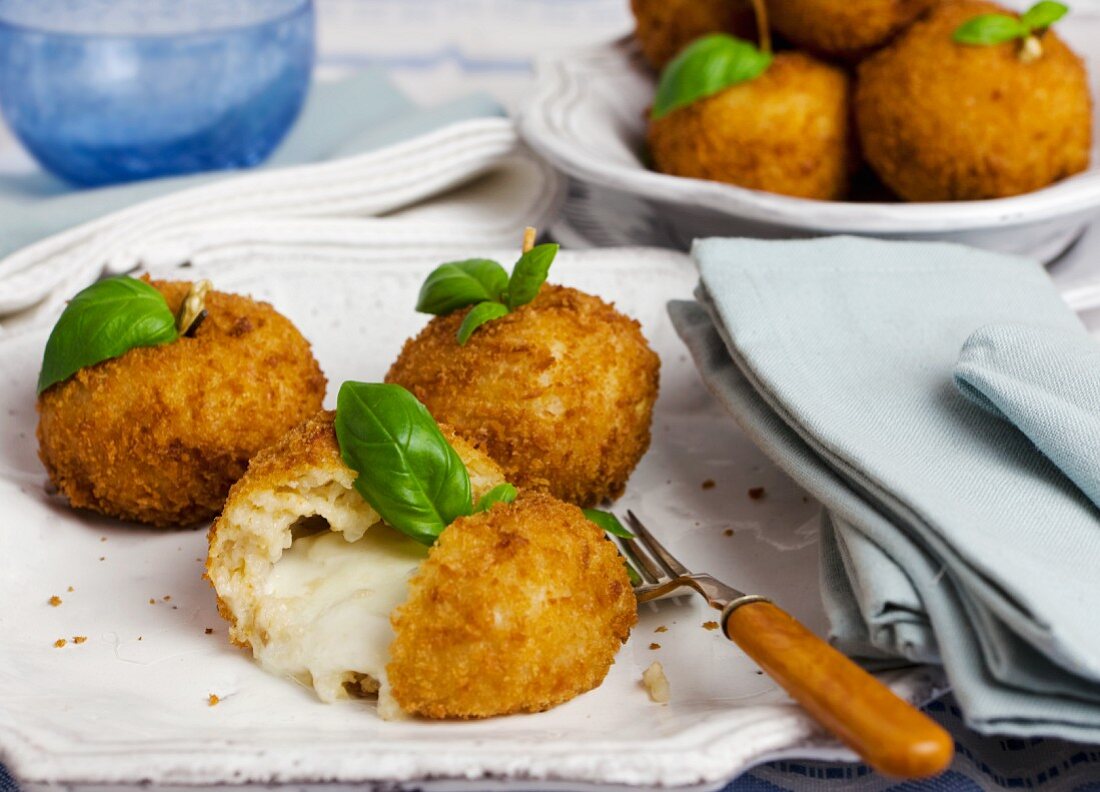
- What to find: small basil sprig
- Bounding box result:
[475,483,518,512]
[335,382,473,545]
[651,34,773,120]
[954,1,1068,47]
[416,236,560,345]
[37,276,179,395]
[583,509,635,538]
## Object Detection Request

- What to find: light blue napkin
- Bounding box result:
[668,236,1100,741]
[0,69,504,258]
[956,324,1100,508]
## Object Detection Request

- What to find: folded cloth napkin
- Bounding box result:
[956,324,1100,508]
[0,70,563,328]
[668,236,1100,742]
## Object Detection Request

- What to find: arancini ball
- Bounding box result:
[206,410,505,719]
[855,0,1092,201]
[387,491,637,719]
[631,0,758,69]
[648,51,855,200]
[768,0,938,61]
[37,280,326,527]
[386,284,659,507]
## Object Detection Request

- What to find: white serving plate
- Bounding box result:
[0,249,942,791]
[519,25,1100,263]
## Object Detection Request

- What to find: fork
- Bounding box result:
[614,511,954,779]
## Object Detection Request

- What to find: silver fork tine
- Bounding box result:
[626,510,691,578]
[613,534,667,584]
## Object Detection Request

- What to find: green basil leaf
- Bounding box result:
[37,276,178,395]
[334,382,472,545]
[456,301,511,345]
[651,34,773,120]
[415,259,510,315]
[1021,0,1068,31]
[583,508,635,538]
[505,243,558,310]
[953,14,1027,45]
[474,483,518,513]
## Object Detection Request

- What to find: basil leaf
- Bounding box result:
[415,259,509,315]
[1021,0,1068,31]
[456,301,510,345]
[506,243,558,310]
[583,509,635,538]
[651,34,773,120]
[37,276,178,395]
[953,14,1026,45]
[474,483,518,513]
[334,382,472,545]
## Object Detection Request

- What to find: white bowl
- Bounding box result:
[519,28,1100,263]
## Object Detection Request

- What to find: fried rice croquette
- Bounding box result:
[205,410,506,719]
[387,491,637,719]
[648,51,855,200]
[855,0,1092,201]
[386,284,660,507]
[631,0,758,69]
[767,0,938,60]
[36,280,325,527]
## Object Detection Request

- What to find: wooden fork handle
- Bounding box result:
[724,600,954,778]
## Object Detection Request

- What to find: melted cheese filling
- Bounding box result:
[254,522,428,719]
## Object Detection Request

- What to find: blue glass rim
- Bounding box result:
[0,0,313,41]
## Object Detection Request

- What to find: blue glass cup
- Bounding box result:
[0,0,315,187]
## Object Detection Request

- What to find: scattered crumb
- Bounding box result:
[195,558,203,562]
[98,556,106,561]
[48,595,62,607]
[703,621,720,631]
[205,628,214,635]
[755,670,764,675]
[654,625,668,633]
[642,661,670,704]
[67,586,74,592]
[748,487,766,500]
[148,598,156,605]
[723,528,734,537]
[208,694,220,707]
[53,639,66,648]
[172,606,178,610]
[649,642,661,650]
[137,636,143,641]
[72,636,87,644]
[100,536,107,542]
[162,595,171,601]
[701,479,716,490]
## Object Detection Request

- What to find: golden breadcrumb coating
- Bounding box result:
[648,52,855,200]
[631,0,758,70]
[768,0,938,61]
[855,0,1092,201]
[386,284,660,507]
[206,410,506,715]
[387,491,637,719]
[36,279,325,527]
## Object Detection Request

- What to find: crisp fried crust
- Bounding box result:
[630,0,758,70]
[386,284,660,507]
[856,0,1092,201]
[387,491,637,719]
[769,0,938,61]
[36,280,326,527]
[648,52,855,200]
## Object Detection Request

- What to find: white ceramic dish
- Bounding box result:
[519,26,1100,263]
[0,249,942,791]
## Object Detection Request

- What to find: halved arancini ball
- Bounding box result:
[206,410,505,719]
[36,280,326,527]
[387,491,637,719]
[768,0,938,61]
[855,0,1092,201]
[386,284,660,507]
[631,0,758,69]
[648,51,855,200]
